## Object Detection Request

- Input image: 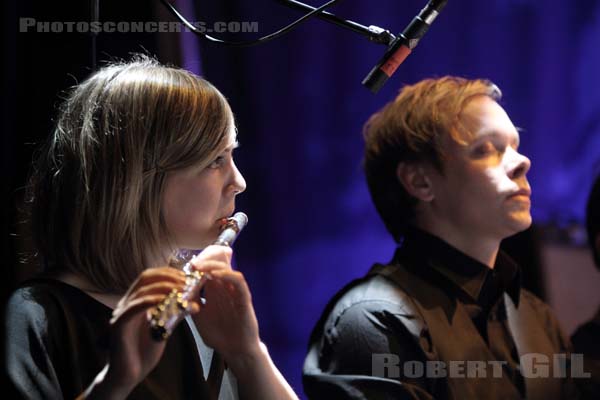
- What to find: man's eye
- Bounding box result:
[208,156,225,169]
[473,143,495,157]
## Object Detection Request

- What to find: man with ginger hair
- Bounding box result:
[303,77,580,399]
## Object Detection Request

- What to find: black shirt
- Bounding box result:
[303,228,579,399]
[5,278,238,399]
[571,307,600,399]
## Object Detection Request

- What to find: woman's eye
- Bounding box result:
[208,156,225,169]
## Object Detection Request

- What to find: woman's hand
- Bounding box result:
[80,267,201,399]
[189,245,261,361]
[189,246,299,400]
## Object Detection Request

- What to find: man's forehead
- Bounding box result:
[454,96,519,143]
[474,129,520,143]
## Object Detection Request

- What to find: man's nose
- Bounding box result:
[506,147,531,179]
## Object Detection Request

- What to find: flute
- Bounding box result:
[149,212,248,341]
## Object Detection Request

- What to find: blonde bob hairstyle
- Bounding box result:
[28,56,234,294]
[363,76,502,242]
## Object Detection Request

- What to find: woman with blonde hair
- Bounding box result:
[6,56,298,400]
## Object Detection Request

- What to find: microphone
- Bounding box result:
[362,0,448,93]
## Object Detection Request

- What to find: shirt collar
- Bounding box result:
[394,226,521,308]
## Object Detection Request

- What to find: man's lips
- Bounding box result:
[507,188,531,202]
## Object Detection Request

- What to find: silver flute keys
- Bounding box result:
[149,212,248,341]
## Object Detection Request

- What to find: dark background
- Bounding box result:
[4,0,600,397]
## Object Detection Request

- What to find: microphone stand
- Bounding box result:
[276,0,395,46]
[279,0,448,93]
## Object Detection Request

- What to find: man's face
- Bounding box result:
[426,95,532,241]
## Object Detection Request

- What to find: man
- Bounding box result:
[303,77,579,399]
[571,174,600,399]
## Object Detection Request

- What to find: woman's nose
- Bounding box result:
[230,161,246,195]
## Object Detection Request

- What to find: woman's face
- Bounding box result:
[162,126,246,250]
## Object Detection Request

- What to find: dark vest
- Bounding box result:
[370,262,563,400]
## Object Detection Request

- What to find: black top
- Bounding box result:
[571,307,600,399]
[5,278,233,399]
[303,228,580,400]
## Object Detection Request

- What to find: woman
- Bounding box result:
[6,57,298,400]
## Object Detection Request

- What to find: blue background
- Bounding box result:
[184,1,600,395]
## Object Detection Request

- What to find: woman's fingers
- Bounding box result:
[121,268,186,301]
[111,294,201,325]
[189,260,231,275]
[191,269,250,311]
[211,270,250,294]
[125,281,184,303]
[111,294,168,325]
[190,245,232,265]
[189,268,260,360]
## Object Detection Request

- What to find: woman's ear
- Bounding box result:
[396,162,435,202]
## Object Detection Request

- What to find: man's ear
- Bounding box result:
[396,162,435,202]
